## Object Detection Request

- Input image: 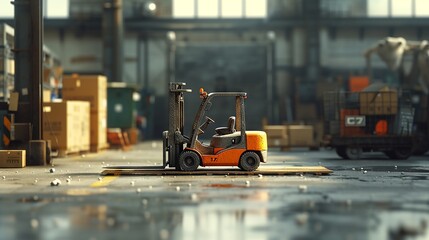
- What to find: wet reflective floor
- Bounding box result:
[0,142,428,240]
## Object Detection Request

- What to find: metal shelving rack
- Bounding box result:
[0,24,15,101]
[43,45,62,101]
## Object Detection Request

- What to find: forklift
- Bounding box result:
[163,82,267,171]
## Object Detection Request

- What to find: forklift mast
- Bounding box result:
[166,82,192,168]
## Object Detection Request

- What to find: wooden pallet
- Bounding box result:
[101,166,332,176]
[51,148,90,158]
[90,143,110,153]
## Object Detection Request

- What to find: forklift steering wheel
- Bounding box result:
[198,117,216,135]
[206,116,215,124]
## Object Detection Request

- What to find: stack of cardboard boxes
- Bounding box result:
[359,88,398,115]
[264,124,317,150]
[42,74,108,156]
[264,125,289,150]
[62,75,108,152]
[287,125,315,147]
[43,101,90,155]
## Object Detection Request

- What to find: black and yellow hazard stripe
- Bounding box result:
[3,114,13,146]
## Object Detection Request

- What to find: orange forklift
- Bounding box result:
[162,82,267,171]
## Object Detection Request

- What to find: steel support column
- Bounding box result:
[102,0,124,82]
[14,0,43,140]
[303,0,320,83]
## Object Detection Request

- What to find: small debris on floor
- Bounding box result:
[50,179,61,186]
[30,219,39,229]
[295,213,309,226]
[298,185,308,193]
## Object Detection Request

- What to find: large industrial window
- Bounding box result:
[221,0,242,18]
[367,0,429,17]
[46,0,69,18]
[415,0,429,17]
[391,0,412,17]
[367,0,389,17]
[197,0,218,18]
[0,0,69,18]
[173,0,195,18]
[173,0,267,18]
[245,0,267,18]
[0,1,14,18]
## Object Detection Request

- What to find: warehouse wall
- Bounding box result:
[44,29,142,84]
[320,28,429,71]
[44,30,103,74]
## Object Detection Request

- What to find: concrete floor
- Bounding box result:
[0,142,428,240]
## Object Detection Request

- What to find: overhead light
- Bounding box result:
[145,2,157,14]
[167,31,176,41]
[267,31,276,40]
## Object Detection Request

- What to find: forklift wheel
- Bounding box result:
[344,147,363,160]
[239,152,261,171]
[179,151,201,171]
[335,147,349,160]
[384,148,412,160]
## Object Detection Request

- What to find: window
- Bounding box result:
[367,0,388,17]
[0,1,14,18]
[245,0,266,18]
[173,0,195,18]
[172,0,266,19]
[391,0,412,17]
[415,0,429,17]
[221,0,242,18]
[46,0,69,18]
[197,0,218,18]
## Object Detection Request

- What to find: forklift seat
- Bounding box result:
[215,116,236,135]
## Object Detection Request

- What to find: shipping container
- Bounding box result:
[323,90,416,160]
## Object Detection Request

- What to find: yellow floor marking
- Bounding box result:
[90,176,119,188]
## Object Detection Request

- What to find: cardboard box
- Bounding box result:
[63,75,108,151]
[62,75,107,112]
[0,150,25,168]
[0,58,13,74]
[267,137,289,147]
[360,90,398,115]
[43,101,90,153]
[43,89,51,102]
[8,59,14,75]
[264,125,287,139]
[90,111,107,151]
[287,125,314,146]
